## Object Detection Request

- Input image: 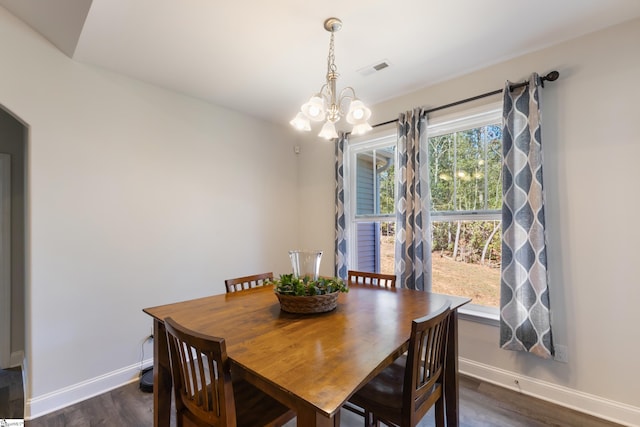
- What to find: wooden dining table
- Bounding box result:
[143,284,470,427]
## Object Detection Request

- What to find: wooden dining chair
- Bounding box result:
[347,270,396,288]
[224,272,273,293]
[164,317,295,427]
[345,302,451,427]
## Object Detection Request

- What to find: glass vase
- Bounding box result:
[289,250,323,280]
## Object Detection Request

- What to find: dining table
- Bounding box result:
[143,283,470,427]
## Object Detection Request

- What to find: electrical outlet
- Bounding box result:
[554,344,568,363]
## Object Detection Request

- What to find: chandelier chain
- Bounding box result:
[327,32,338,77]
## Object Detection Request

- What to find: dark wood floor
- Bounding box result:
[3,369,621,427]
[0,367,23,420]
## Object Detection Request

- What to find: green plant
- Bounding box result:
[269,274,348,296]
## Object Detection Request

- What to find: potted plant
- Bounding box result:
[268,274,348,314]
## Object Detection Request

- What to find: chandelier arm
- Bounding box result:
[318,83,330,99]
[332,87,356,116]
[338,86,357,102]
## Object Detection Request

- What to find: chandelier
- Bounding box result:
[290,18,372,139]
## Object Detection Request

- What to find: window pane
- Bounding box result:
[431,219,501,308]
[429,134,454,211]
[485,125,503,209]
[356,147,395,215]
[429,122,501,214]
[378,147,395,215]
[456,128,485,211]
[355,220,395,274]
[356,153,375,215]
[380,221,395,275]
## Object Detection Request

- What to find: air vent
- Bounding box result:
[357,59,391,76]
[373,62,389,71]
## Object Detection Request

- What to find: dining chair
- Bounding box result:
[224,272,273,293]
[164,316,295,427]
[347,270,396,288]
[345,302,451,427]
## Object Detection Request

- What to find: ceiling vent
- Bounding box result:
[357,60,391,77]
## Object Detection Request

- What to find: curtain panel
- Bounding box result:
[395,109,432,291]
[335,132,348,280]
[500,73,554,359]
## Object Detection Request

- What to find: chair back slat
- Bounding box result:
[347,270,396,288]
[225,272,273,293]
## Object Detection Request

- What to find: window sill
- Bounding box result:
[458,305,500,327]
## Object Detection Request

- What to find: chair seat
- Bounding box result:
[349,355,407,422]
[349,355,443,426]
[177,370,294,427]
[233,378,294,427]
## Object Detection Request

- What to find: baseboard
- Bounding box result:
[25,358,153,420]
[459,357,640,427]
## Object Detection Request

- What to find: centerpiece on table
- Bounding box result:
[269,250,348,314]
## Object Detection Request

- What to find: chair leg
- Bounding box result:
[361,409,382,427]
[363,409,373,427]
[434,396,445,427]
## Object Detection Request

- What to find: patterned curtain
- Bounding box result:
[335,132,348,280]
[500,73,554,359]
[395,109,432,291]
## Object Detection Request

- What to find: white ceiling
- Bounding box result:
[3,0,640,127]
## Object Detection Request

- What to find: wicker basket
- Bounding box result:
[275,291,339,314]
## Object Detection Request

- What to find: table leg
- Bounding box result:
[296,408,340,427]
[153,319,171,427]
[444,310,460,427]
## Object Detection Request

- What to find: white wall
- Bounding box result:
[299,18,640,425]
[0,7,302,418]
[295,132,338,277]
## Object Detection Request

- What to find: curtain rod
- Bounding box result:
[367,70,560,130]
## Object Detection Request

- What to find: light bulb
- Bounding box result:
[346,99,371,125]
[290,112,311,131]
[318,121,338,140]
[301,96,326,122]
[308,105,320,117]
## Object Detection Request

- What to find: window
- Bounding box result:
[346,134,396,274]
[428,104,502,311]
[346,103,502,312]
